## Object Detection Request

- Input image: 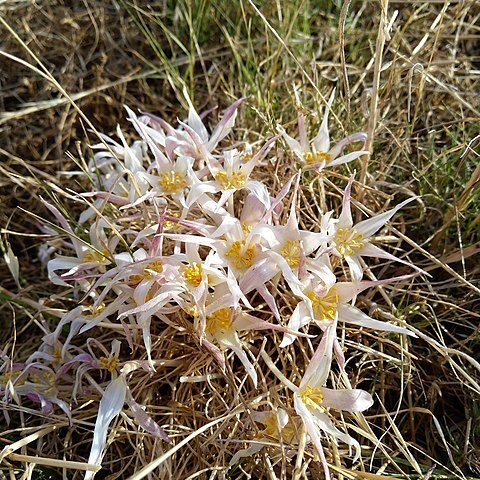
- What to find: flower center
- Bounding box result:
[182,262,203,288]
[82,249,109,264]
[206,308,232,334]
[158,171,188,194]
[215,170,246,190]
[334,228,365,256]
[129,260,164,284]
[263,414,279,437]
[304,151,331,165]
[98,356,119,374]
[85,303,106,318]
[225,240,256,271]
[280,240,301,268]
[300,385,325,412]
[306,286,339,320]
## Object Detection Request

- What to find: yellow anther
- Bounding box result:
[83,249,109,264]
[225,240,256,271]
[335,228,365,256]
[241,223,253,235]
[263,414,278,437]
[300,385,325,412]
[215,170,246,190]
[85,303,106,318]
[280,240,301,268]
[99,356,119,374]
[158,171,188,194]
[182,262,203,288]
[206,308,232,334]
[307,286,339,321]
[304,151,331,165]
[0,370,24,386]
[129,260,163,285]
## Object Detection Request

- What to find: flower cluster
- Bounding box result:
[0,88,423,478]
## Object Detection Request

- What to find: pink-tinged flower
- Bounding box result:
[42,198,118,286]
[170,88,244,160]
[279,89,368,170]
[265,323,373,479]
[12,364,72,424]
[229,408,296,466]
[141,155,196,208]
[293,324,373,479]
[186,140,275,212]
[280,273,417,349]
[202,284,295,387]
[332,176,425,283]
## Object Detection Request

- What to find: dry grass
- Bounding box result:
[0,1,479,479]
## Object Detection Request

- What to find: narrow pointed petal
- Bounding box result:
[359,243,427,275]
[338,303,417,336]
[337,175,354,229]
[125,389,170,442]
[207,98,243,150]
[312,88,335,153]
[311,410,361,461]
[184,87,209,142]
[280,302,311,347]
[328,150,369,167]
[329,132,367,159]
[279,127,304,159]
[229,442,266,466]
[355,197,417,239]
[321,387,373,412]
[300,322,336,388]
[85,376,127,479]
[220,332,257,386]
[344,254,363,283]
[294,396,331,480]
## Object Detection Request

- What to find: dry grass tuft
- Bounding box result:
[0,1,479,479]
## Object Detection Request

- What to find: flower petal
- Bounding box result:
[337,175,354,229]
[321,387,373,412]
[312,88,335,153]
[85,376,127,479]
[338,303,416,336]
[355,197,417,239]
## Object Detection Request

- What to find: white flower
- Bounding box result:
[279,89,368,170]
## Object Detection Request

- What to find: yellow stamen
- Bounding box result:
[85,303,106,318]
[304,151,331,165]
[307,286,338,320]
[280,240,301,268]
[30,371,56,395]
[206,308,232,334]
[300,385,325,412]
[241,223,253,235]
[262,414,278,437]
[215,170,246,190]
[82,249,109,263]
[0,370,24,386]
[129,260,164,284]
[335,228,365,256]
[225,240,256,271]
[98,356,119,374]
[158,171,188,194]
[182,262,203,288]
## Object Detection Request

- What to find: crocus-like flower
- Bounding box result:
[292,323,373,479]
[279,89,368,170]
[170,88,244,160]
[332,176,424,282]
[280,272,417,350]
[186,144,272,212]
[229,408,297,466]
